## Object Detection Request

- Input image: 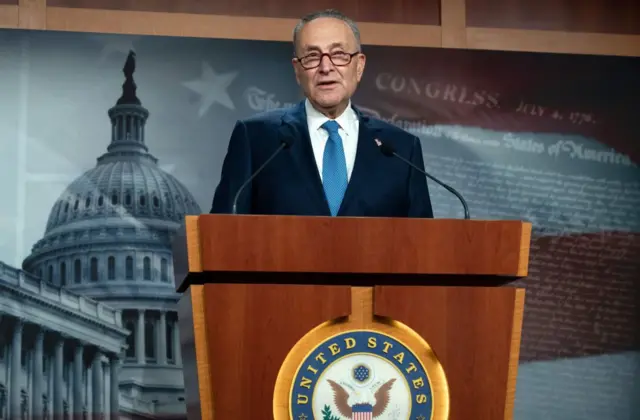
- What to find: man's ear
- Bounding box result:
[292,58,302,85]
[356,53,366,82]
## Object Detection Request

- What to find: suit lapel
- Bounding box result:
[338,107,383,215]
[279,101,331,215]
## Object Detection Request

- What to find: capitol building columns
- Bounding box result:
[92,349,104,418]
[73,342,85,420]
[33,329,44,419]
[53,335,64,420]
[158,310,167,365]
[136,309,146,364]
[1,314,122,420]
[173,321,182,367]
[109,354,121,420]
[127,308,182,367]
[10,318,23,420]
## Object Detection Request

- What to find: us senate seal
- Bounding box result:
[290,330,433,420]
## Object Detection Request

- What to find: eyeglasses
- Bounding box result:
[295,51,360,70]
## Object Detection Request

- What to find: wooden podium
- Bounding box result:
[173,214,531,420]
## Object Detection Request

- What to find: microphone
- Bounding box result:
[231,137,294,214]
[377,139,470,219]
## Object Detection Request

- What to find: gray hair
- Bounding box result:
[292,9,361,55]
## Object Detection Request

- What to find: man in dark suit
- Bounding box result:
[210,9,433,218]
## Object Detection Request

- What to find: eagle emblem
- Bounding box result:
[287,331,436,420]
[327,378,396,419]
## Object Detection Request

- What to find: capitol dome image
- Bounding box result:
[12,50,201,419]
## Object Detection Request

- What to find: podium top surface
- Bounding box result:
[173,214,532,292]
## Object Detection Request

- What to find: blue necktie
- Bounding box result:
[321,120,348,216]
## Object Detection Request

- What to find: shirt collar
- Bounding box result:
[305,98,357,135]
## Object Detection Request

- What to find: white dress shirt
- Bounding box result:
[305,99,359,181]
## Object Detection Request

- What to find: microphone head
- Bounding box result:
[376,139,396,157]
[281,137,295,148]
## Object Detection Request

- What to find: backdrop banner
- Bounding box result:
[0,29,638,420]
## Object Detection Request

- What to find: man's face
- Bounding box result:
[292,17,366,117]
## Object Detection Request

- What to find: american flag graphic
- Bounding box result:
[356,48,640,420]
[351,404,373,420]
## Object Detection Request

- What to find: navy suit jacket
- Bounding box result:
[210,101,433,218]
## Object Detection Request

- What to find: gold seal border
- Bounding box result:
[273,296,450,420]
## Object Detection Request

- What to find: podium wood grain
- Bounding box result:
[375,285,525,419]
[195,214,530,276]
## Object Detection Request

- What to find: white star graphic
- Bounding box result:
[89,34,138,65]
[182,62,238,117]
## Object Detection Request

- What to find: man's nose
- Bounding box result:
[318,55,334,73]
